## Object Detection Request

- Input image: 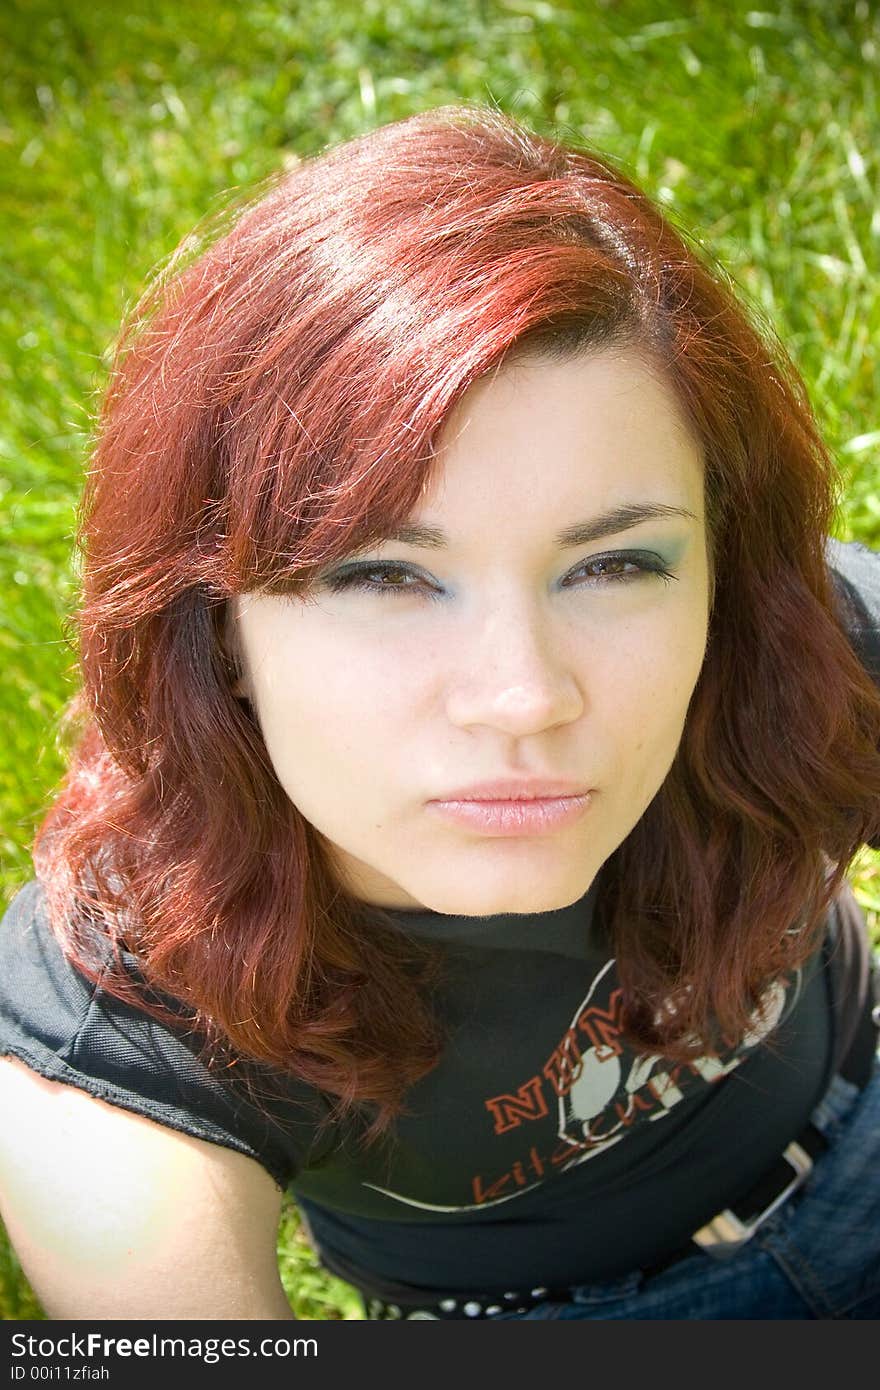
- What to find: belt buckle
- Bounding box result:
[690,1140,814,1260]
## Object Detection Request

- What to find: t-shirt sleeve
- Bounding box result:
[825,536,880,849]
[0,880,317,1190]
[826,536,880,686]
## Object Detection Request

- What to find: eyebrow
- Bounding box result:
[379,503,700,550]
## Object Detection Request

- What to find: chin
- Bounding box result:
[413,868,595,919]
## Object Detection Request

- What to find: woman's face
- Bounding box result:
[231,350,711,916]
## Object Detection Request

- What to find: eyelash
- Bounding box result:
[321,551,678,599]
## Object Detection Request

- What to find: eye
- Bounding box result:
[322,561,442,599]
[560,550,677,588]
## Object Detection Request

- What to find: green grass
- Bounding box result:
[1,0,878,1320]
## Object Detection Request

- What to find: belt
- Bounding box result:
[642,1119,828,1277]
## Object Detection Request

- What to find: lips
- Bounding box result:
[430,778,590,802]
[426,782,593,837]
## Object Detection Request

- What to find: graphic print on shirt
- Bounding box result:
[364,956,802,1212]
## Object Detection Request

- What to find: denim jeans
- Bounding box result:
[495,1059,880,1320]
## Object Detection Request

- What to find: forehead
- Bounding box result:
[420,349,705,527]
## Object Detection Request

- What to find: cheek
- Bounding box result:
[252,642,416,786]
[593,618,706,769]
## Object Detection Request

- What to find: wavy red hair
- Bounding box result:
[34,107,880,1134]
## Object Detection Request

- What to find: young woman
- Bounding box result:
[1,107,878,1322]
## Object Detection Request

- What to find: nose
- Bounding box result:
[444,600,584,737]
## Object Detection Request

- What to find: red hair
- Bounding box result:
[34,107,880,1134]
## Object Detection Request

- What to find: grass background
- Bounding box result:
[1,0,878,1318]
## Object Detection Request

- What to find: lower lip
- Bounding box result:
[427,794,592,837]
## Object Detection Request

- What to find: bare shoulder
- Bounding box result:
[0,1055,295,1320]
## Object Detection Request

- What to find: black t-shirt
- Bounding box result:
[0,539,878,1300]
[0,872,836,1297]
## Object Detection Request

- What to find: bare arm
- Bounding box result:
[0,1056,296,1320]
